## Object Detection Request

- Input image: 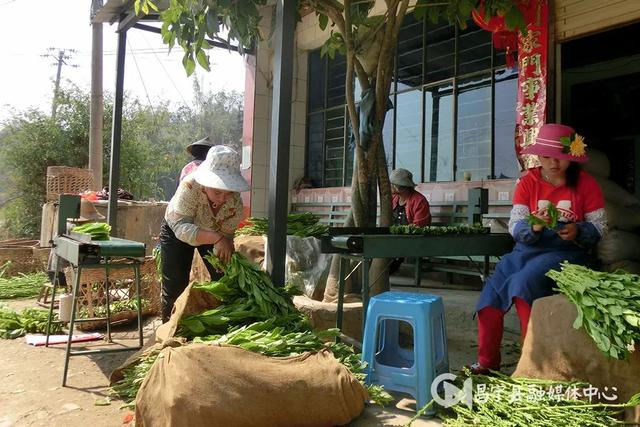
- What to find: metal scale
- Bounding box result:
[45,194,146,386]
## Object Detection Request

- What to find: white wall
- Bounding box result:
[249,7,332,217]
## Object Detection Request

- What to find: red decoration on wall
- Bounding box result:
[515,0,548,170]
[472,1,549,172]
[471,6,519,68]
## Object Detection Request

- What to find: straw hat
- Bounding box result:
[390,168,417,188]
[194,145,250,192]
[521,124,589,163]
[186,136,214,155]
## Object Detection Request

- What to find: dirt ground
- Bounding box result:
[0,275,522,427]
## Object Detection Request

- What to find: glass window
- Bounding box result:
[394,90,422,179]
[306,16,520,188]
[425,21,455,82]
[424,83,454,182]
[308,51,326,111]
[327,54,346,107]
[456,75,492,181]
[382,105,394,172]
[324,107,346,187]
[457,22,492,75]
[397,15,424,91]
[307,112,324,187]
[494,67,519,179]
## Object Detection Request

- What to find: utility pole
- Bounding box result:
[42,48,77,118]
[89,0,104,190]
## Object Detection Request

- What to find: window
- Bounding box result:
[306,15,519,187]
[305,51,349,187]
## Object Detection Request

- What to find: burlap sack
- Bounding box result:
[513,294,640,422]
[598,230,640,264]
[605,202,640,231]
[235,235,266,266]
[110,283,220,383]
[135,345,368,427]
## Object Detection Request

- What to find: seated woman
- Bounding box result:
[470,123,606,374]
[390,168,431,227]
[389,169,431,274]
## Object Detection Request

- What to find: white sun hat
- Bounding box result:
[194,145,250,192]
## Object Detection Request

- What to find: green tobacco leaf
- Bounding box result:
[573,308,583,329]
[318,13,328,31]
[196,49,210,71]
[547,202,559,228]
[183,53,196,76]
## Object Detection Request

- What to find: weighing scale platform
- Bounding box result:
[320,229,514,341]
[45,195,147,386]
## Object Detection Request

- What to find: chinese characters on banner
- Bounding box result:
[515,0,549,170]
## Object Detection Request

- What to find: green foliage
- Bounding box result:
[0,83,244,238]
[143,0,267,76]
[320,32,346,60]
[547,262,640,360]
[416,0,525,31]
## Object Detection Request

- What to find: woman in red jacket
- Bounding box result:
[390,168,431,226]
[388,169,431,274]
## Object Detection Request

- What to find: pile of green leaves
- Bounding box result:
[71,222,112,240]
[411,371,640,426]
[179,253,300,337]
[528,202,559,228]
[0,305,63,339]
[235,213,329,238]
[547,262,640,359]
[0,263,48,300]
[193,317,336,356]
[390,223,488,236]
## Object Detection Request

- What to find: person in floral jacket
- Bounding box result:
[160,145,249,322]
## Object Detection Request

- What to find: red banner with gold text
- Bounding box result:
[515,0,549,170]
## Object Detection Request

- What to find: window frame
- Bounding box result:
[305,17,519,187]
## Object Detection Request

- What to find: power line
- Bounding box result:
[127,38,156,120]
[140,32,189,107]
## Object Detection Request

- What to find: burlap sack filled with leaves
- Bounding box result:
[513,295,640,422]
[135,345,368,427]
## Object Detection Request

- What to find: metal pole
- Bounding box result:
[107,29,127,232]
[266,0,296,285]
[89,12,104,190]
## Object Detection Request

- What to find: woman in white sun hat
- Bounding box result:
[159,145,249,322]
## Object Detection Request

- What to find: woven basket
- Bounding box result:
[46,166,93,202]
[63,256,160,331]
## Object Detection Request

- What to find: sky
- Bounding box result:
[0,0,247,124]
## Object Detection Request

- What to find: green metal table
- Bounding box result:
[46,235,146,386]
[320,231,514,339]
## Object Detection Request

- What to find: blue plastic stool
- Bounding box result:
[361,291,449,414]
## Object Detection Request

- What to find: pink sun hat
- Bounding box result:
[521,123,589,163]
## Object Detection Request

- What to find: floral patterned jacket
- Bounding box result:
[165,174,243,246]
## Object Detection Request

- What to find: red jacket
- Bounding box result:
[392,190,431,226]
